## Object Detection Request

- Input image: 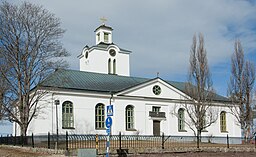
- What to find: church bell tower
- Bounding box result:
[78,21,131,76]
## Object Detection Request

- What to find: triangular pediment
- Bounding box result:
[117,78,189,100]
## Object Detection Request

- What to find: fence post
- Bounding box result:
[14,134,16,146]
[48,132,50,149]
[21,134,24,147]
[226,134,229,148]
[66,131,68,151]
[254,135,256,149]
[162,133,164,149]
[10,134,13,146]
[95,134,98,154]
[11,134,13,145]
[32,133,34,148]
[119,132,121,151]
[7,134,9,145]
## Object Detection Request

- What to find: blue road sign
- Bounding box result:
[107,105,113,116]
[105,117,112,128]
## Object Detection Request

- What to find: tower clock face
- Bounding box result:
[109,49,116,57]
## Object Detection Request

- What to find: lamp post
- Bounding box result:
[55,100,60,147]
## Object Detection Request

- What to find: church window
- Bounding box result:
[97,33,100,42]
[178,108,185,131]
[95,103,105,129]
[85,51,88,59]
[104,32,109,42]
[152,106,160,113]
[152,85,161,95]
[126,105,134,130]
[113,59,116,74]
[62,101,74,129]
[108,58,111,74]
[220,111,227,132]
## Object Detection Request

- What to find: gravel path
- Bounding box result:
[128,151,256,157]
[0,145,65,157]
[0,145,255,157]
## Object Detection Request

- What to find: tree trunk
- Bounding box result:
[20,123,28,145]
[20,123,27,137]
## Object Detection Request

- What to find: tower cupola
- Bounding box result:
[94,24,113,45]
[78,23,131,76]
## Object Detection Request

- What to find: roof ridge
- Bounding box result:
[57,68,151,80]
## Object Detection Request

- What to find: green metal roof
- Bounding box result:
[165,80,229,102]
[40,69,229,102]
[40,69,148,93]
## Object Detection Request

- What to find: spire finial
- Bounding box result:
[100,17,107,25]
[157,72,159,77]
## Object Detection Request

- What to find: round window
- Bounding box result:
[153,85,161,95]
[109,49,116,57]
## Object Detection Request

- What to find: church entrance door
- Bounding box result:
[153,120,160,136]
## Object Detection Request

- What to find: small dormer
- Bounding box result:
[94,24,113,45]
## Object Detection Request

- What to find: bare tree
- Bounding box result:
[0,1,69,136]
[228,40,255,141]
[0,46,11,120]
[184,33,218,148]
[0,66,8,120]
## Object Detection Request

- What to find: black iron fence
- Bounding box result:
[0,133,67,150]
[0,132,255,154]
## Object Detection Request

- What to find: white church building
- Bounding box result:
[13,24,241,137]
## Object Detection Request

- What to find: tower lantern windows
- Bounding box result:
[97,33,100,42]
[104,32,109,43]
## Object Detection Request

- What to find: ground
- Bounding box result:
[130,151,256,157]
[0,145,255,156]
[0,145,65,157]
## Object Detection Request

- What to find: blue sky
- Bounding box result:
[27,0,256,96]
[1,0,256,134]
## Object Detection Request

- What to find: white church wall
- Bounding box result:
[80,49,109,74]
[167,103,195,136]
[20,90,241,138]
[114,52,130,76]
[122,81,186,100]
[56,93,110,135]
[15,93,55,136]
[79,48,130,76]
[113,99,146,135]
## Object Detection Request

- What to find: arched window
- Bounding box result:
[95,103,105,129]
[108,58,111,74]
[85,51,88,59]
[178,108,185,131]
[113,59,116,74]
[62,101,74,129]
[126,105,134,130]
[220,111,227,132]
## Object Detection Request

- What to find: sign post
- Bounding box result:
[106,105,113,157]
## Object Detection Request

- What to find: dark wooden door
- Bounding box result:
[153,120,160,136]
